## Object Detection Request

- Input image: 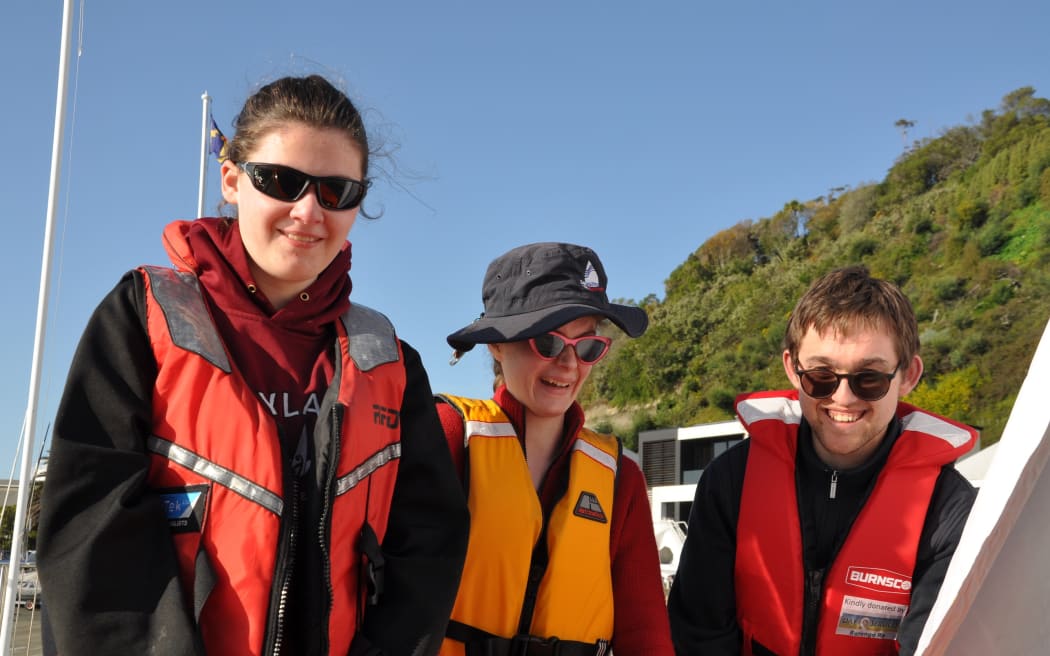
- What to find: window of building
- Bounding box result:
[679,435,744,484]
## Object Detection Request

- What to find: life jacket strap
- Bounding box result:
[193,545,217,622]
[359,521,385,606]
[446,620,611,656]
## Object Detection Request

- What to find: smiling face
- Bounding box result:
[783,323,923,470]
[488,315,602,422]
[220,122,364,308]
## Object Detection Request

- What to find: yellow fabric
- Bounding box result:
[438,395,616,653]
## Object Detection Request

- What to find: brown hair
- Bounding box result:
[224,74,374,217]
[783,265,919,367]
[492,358,504,392]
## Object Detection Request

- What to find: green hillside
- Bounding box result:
[583,87,1050,451]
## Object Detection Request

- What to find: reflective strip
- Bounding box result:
[901,410,974,448]
[143,266,231,373]
[341,303,400,372]
[463,420,517,448]
[336,442,402,495]
[737,396,803,427]
[574,438,618,474]
[147,435,283,516]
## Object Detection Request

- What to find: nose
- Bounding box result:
[556,344,580,368]
[829,375,859,403]
[289,183,324,223]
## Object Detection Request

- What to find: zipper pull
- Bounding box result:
[829,470,839,499]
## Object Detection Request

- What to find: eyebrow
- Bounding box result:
[801,356,895,369]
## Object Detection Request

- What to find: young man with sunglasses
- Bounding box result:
[668,266,978,656]
[435,242,675,656]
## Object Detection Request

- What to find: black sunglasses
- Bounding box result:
[237,162,369,210]
[528,332,612,364]
[794,362,901,402]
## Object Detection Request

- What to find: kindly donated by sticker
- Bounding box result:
[835,595,908,640]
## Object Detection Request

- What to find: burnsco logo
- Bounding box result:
[846,566,912,595]
[573,491,608,523]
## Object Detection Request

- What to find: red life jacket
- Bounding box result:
[141,266,405,656]
[734,390,976,656]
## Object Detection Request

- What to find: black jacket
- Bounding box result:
[667,416,976,656]
[37,272,469,656]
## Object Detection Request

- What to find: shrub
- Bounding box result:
[952,198,989,231]
[976,221,1010,256]
[933,276,966,301]
[847,236,880,261]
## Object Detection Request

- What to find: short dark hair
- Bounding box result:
[783,266,919,367]
[228,75,368,171]
[224,74,374,217]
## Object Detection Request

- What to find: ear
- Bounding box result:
[487,343,503,363]
[898,354,924,397]
[220,159,241,205]
[782,349,802,390]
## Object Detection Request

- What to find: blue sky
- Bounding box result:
[2,0,1049,478]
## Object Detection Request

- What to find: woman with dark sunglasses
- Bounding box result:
[435,242,674,656]
[37,74,468,656]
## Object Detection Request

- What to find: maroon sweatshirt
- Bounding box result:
[170,218,351,458]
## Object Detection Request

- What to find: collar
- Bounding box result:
[492,385,587,459]
[168,218,352,333]
[799,415,903,484]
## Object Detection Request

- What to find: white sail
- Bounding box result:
[917,316,1050,654]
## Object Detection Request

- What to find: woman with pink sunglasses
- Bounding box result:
[436,242,674,656]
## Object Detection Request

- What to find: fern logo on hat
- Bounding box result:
[447,242,648,360]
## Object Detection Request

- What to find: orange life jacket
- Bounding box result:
[734,390,976,656]
[141,266,405,656]
[437,395,617,656]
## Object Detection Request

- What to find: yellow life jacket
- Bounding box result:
[438,394,618,656]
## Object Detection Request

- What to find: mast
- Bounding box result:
[197,92,211,217]
[0,0,75,649]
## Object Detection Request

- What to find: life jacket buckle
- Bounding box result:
[508,634,562,656]
[359,522,385,606]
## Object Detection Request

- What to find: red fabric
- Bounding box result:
[164,219,352,446]
[437,386,674,655]
[734,393,977,656]
[141,267,405,656]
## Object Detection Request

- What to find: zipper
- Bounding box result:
[316,404,343,654]
[264,466,302,656]
[801,568,826,653]
[829,470,839,499]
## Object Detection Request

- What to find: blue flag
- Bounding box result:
[208,115,229,163]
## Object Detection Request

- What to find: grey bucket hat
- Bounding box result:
[447,242,649,354]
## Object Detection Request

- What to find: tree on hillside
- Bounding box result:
[1001,86,1050,119]
[895,118,916,149]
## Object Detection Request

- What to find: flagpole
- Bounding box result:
[197,92,211,217]
[0,0,74,649]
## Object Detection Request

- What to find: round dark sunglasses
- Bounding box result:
[794,362,901,402]
[238,162,370,210]
[528,332,612,364]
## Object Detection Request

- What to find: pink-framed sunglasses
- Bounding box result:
[527,332,612,364]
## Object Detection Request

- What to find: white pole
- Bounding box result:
[197,92,211,218]
[0,0,75,649]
